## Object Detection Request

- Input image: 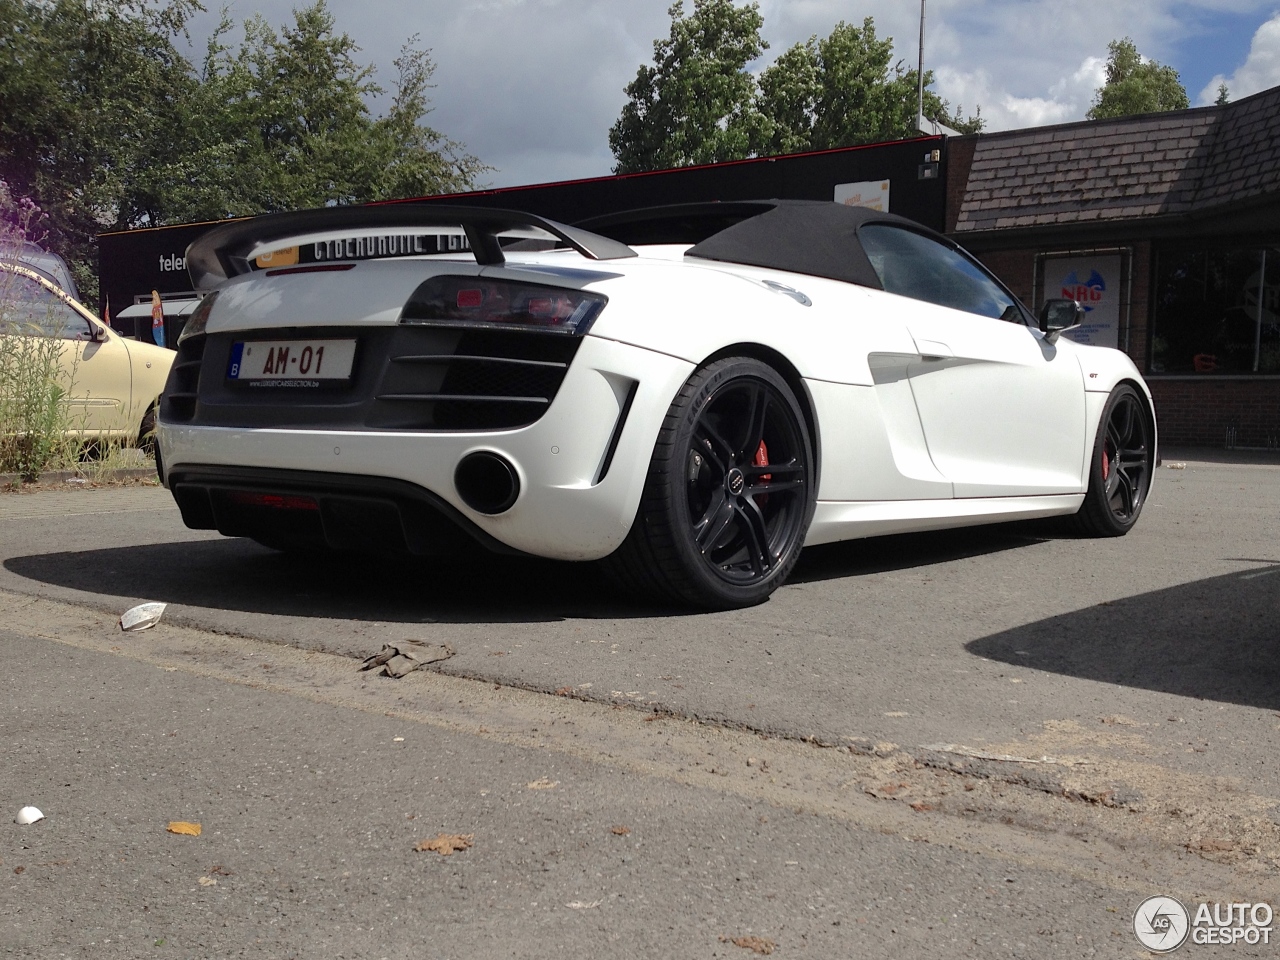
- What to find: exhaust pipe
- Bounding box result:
[454,452,520,514]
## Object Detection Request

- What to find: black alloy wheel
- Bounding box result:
[604,357,815,609]
[1076,383,1153,536]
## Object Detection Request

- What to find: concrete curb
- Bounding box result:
[0,466,159,486]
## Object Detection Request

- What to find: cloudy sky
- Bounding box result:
[182,0,1280,190]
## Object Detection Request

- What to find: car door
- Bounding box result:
[859,224,1087,497]
[74,317,135,436]
[3,270,133,435]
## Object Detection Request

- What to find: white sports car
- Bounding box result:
[157,201,1155,609]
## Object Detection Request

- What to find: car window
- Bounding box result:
[0,272,93,340]
[860,224,1025,323]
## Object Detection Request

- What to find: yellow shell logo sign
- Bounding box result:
[255,246,300,269]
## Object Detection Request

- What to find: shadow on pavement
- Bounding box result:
[790,522,1047,584]
[967,565,1280,710]
[6,521,1052,625]
[3,539,664,624]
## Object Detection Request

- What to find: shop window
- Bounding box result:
[1151,245,1280,375]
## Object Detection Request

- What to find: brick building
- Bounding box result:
[946,84,1280,448]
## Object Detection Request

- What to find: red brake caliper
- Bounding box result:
[754,441,771,477]
[754,441,771,505]
[1101,445,1111,481]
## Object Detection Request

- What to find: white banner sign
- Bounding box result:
[834,179,890,212]
[1045,254,1122,348]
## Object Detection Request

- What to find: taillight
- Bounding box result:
[176,290,218,344]
[400,276,606,335]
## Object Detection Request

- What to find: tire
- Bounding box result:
[137,404,157,455]
[1075,384,1154,537]
[604,357,815,609]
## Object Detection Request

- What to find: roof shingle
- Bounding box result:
[953,86,1280,233]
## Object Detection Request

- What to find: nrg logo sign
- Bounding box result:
[1061,268,1106,312]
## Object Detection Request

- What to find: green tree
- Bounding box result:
[0,0,486,298]
[140,5,487,221]
[0,0,202,299]
[755,38,822,155]
[612,8,981,172]
[1087,38,1189,120]
[1215,82,1230,106]
[759,19,981,156]
[609,0,769,174]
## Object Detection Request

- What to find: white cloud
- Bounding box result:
[1198,12,1280,103]
[933,56,1106,131]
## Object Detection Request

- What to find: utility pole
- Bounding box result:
[917,0,926,126]
[914,0,960,137]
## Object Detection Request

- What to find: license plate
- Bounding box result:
[228,339,357,382]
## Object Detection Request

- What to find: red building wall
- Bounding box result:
[1148,379,1280,448]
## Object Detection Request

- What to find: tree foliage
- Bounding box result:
[609,0,769,174]
[759,19,981,156]
[0,0,486,299]
[0,0,202,297]
[611,7,982,173]
[1087,38,1189,120]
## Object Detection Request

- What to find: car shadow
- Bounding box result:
[967,565,1280,711]
[7,521,1052,625]
[790,521,1048,583]
[3,539,668,624]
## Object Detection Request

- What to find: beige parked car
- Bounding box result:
[0,261,174,444]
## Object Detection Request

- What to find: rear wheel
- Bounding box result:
[1075,384,1153,537]
[604,357,815,609]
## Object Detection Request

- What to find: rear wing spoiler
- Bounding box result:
[184,204,638,291]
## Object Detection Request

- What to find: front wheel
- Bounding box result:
[604,357,815,609]
[137,404,157,455]
[1075,384,1154,537]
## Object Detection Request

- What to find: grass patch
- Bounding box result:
[0,314,76,480]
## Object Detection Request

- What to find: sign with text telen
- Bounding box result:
[1046,254,1122,348]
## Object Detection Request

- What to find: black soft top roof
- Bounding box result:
[577,200,941,289]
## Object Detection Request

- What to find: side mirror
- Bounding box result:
[91,322,108,343]
[1039,298,1085,343]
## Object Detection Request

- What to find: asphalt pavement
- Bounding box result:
[3,455,1278,786]
[2,450,1280,957]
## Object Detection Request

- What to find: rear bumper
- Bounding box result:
[157,335,695,560]
[167,464,521,557]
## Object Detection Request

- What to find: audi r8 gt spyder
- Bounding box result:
[156,201,1156,609]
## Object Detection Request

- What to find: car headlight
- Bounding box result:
[399,276,605,336]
